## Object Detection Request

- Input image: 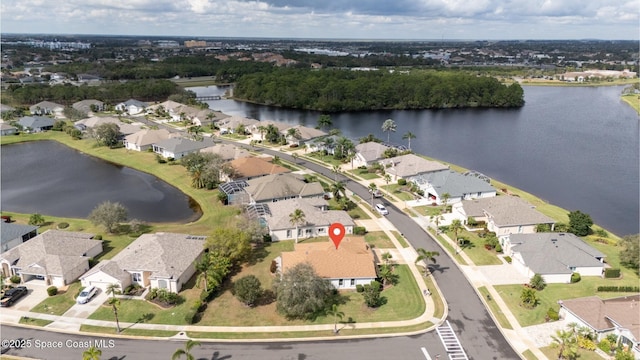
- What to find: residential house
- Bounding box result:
[29,101,64,116]
[225,156,290,181]
[0,123,18,136]
[0,104,15,114]
[307,135,340,155]
[75,116,142,136]
[17,116,55,132]
[200,143,250,161]
[354,142,391,167]
[80,233,206,293]
[243,173,325,204]
[115,99,147,115]
[278,236,377,289]
[453,196,555,237]
[382,153,449,181]
[506,232,605,283]
[216,116,259,134]
[283,125,326,146]
[123,129,172,151]
[254,197,354,241]
[0,230,102,286]
[559,295,640,358]
[410,170,496,205]
[251,119,290,140]
[1,223,38,252]
[152,137,215,159]
[72,99,105,113]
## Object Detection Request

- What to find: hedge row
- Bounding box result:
[596,286,639,292]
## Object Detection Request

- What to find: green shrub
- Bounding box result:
[571,272,581,283]
[397,178,407,186]
[184,309,197,324]
[47,286,58,296]
[598,339,612,353]
[495,244,502,253]
[94,234,103,240]
[57,222,69,229]
[354,226,367,235]
[504,256,512,264]
[546,307,560,321]
[594,229,608,237]
[604,268,621,278]
[356,284,364,293]
[578,337,596,350]
[199,289,214,303]
[9,275,21,284]
[597,286,640,292]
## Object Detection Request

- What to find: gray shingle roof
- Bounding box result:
[244,173,325,203]
[29,101,63,112]
[262,198,354,230]
[17,116,55,130]
[383,154,449,178]
[108,232,205,280]
[154,137,215,154]
[355,142,390,163]
[72,99,104,112]
[1,223,38,247]
[461,195,555,226]
[412,170,496,197]
[200,143,250,161]
[124,129,171,147]
[510,233,605,275]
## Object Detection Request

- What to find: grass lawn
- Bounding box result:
[381,184,414,201]
[348,168,380,180]
[622,94,640,114]
[449,230,502,266]
[305,152,344,167]
[540,346,602,360]
[495,274,640,327]
[348,205,371,220]
[30,282,82,315]
[423,276,444,318]
[364,231,395,248]
[390,231,410,248]
[478,286,512,330]
[412,205,445,217]
[80,325,177,337]
[521,349,538,360]
[431,231,467,265]
[19,316,53,327]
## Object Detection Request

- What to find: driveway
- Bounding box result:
[61,287,109,319]
[2,282,49,312]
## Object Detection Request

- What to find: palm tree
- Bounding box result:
[415,248,440,276]
[450,219,464,245]
[381,252,393,266]
[331,165,341,182]
[368,183,378,209]
[378,264,397,287]
[402,131,416,150]
[286,127,301,144]
[28,213,45,226]
[289,209,306,243]
[550,329,578,359]
[172,339,201,360]
[109,297,121,333]
[331,181,346,200]
[187,125,203,141]
[441,192,450,209]
[82,346,102,360]
[195,255,211,292]
[384,174,391,195]
[317,114,332,131]
[257,125,267,141]
[430,214,444,234]
[381,118,397,143]
[327,303,344,334]
[291,152,299,164]
[106,283,120,299]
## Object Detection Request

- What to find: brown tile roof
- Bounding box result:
[561,295,640,340]
[281,237,377,279]
[228,157,290,179]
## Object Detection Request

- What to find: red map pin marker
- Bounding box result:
[329,223,345,249]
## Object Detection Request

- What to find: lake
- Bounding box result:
[193,84,639,236]
[1,141,200,223]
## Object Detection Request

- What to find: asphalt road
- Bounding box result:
[245,144,520,360]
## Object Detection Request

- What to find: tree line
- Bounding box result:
[234,68,525,111]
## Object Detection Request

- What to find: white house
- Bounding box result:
[29,101,64,116]
[0,123,18,136]
[382,153,449,180]
[559,295,640,359]
[1,223,38,253]
[253,198,355,241]
[123,129,172,151]
[410,170,496,205]
[80,233,206,293]
[17,116,55,133]
[453,195,555,237]
[152,137,215,159]
[354,142,391,167]
[115,99,147,115]
[278,237,377,289]
[0,230,102,287]
[506,232,605,283]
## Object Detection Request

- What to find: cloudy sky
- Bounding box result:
[1,0,638,40]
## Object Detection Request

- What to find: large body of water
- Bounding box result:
[1,141,200,223]
[194,85,639,236]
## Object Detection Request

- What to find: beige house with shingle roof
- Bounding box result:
[201,143,250,161]
[0,230,102,287]
[80,233,206,293]
[354,142,391,167]
[258,198,354,241]
[279,237,377,289]
[244,173,325,204]
[123,129,173,151]
[382,153,449,180]
[453,195,555,238]
[225,156,290,181]
[283,125,326,146]
[559,295,640,358]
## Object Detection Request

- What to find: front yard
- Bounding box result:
[449,230,503,266]
[31,282,82,316]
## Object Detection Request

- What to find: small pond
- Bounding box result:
[1,141,201,223]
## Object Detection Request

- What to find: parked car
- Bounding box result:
[374,203,389,215]
[0,286,28,307]
[372,189,383,198]
[76,285,98,304]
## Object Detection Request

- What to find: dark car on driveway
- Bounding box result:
[0,286,28,307]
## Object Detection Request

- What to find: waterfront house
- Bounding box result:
[224,156,290,181]
[283,125,326,146]
[1,223,38,253]
[278,236,377,289]
[80,233,205,293]
[0,230,102,286]
[152,137,215,159]
[242,173,325,204]
[410,170,497,205]
[506,232,605,283]
[382,153,449,180]
[354,142,391,167]
[0,123,18,136]
[123,129,172,152]
[17,116,55,133]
